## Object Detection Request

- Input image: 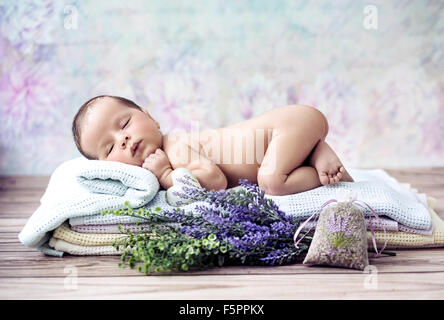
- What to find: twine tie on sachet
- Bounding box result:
[293,191,388,258]
[293,199,337,248]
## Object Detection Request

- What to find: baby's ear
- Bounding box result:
[143,109,160,128]
[143,108,154,119]
[143,108,153,119]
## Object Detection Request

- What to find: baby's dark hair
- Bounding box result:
[72,95,143,159]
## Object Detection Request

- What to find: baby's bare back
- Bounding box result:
[165,105,313,188]
[198,115,274,188]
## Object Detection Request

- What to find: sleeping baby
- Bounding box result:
[72,95,354,196]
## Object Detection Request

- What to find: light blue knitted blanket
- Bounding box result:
[18,157,432,257]
[18,157,160,256]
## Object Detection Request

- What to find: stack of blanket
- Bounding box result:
[18,158,444,257]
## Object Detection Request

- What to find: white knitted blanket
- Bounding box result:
[18,157,432,256]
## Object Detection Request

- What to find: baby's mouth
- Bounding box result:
[131,141,141,157]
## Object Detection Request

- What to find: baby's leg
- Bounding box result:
[257,107,327,195]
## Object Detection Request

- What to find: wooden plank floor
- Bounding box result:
[1,168,444,299]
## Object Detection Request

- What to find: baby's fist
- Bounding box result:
[142,148,171,179]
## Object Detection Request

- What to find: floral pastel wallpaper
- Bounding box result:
[0,0,443,175]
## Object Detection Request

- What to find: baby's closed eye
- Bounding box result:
[107,117,131,156]
[122,117,130,129]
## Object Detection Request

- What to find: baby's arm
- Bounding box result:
[184,159,228,191]
[168,141,228,191]
[143,143,227,191]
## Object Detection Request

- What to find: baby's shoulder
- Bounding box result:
[163,132,191,154]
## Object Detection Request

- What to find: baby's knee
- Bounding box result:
[257,174,286,196]
[282,105,329,139]
[317,109,329,139]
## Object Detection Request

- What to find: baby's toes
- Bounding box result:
[336,166,346,181]
[326,169,337,183]
[336,171,343,180]
[319,172,330,186]
[327,169,341,184]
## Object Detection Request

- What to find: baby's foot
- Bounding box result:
[308,140,354,186]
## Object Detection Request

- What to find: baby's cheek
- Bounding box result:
[109,153,138,166]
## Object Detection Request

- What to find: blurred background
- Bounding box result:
[0,0,443,175]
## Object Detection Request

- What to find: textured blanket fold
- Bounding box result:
[18,157,159,253]
[302,217,433,235]
[369,196,444,248]
[49,237,124,255]
[71,223,154,234]
[53,222,128,246]
[303,216,399,232]
[265,181,431,230]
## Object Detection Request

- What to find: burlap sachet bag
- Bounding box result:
[302,197,369,270]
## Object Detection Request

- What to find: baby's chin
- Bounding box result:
[131,158,145,167]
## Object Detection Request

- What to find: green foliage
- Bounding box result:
[102,184,310,275]
[112,227,228,275]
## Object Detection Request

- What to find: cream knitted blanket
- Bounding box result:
[53,222,128,246]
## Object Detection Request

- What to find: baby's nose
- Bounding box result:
[121,136,129,147]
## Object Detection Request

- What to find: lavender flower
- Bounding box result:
[105,179,311,274]
[324,212,357,250]
[325,211,357,236]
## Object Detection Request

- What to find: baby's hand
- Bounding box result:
[142,148,172,180]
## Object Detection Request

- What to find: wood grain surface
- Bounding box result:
[1,168,443,299]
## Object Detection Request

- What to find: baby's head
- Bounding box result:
[72,95,163,166]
